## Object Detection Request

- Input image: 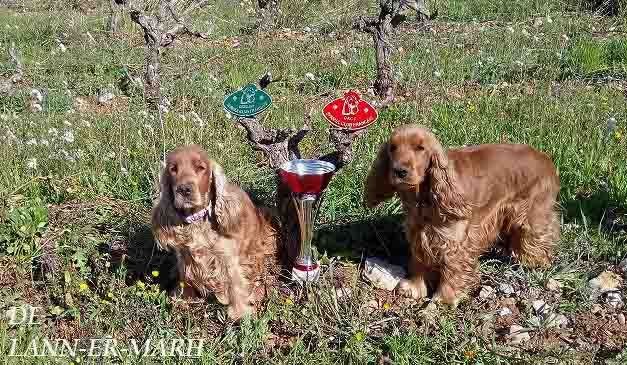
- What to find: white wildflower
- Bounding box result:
[62,130,74,143]
[60,149,75,162]
[30,104,43,113]
[0,114,8,121]
[305,72,315,81]
[4,129,17,143]
[143,124,154,133]
[340,59,348,66]
[48,128,59,137]
[58,42,67,53]
[120,167,128,175]
[63,120,72,127]
[26,158,37,170]
[434,71,442,78]
[40,139,49,146]
[30,89,43,103]
[507,26,514,33]
[225,111,232,120]
[106,151,115,160]
[80,120,91,128]
[190,111,204,127]
[26,138,37,145]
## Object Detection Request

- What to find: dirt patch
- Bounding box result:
[572,312,627,352]
[74,96,130,116]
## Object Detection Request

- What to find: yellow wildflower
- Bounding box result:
[354,331,365,342]
[284,297,294,306]
[464,349,476,360]
[614,131,622,141]
[467,103,477,113]
[151,270,160,278]
[78,282,89,292]
[136,281,145,289]
[179,282,185,288]
[107,292,114,299]
[383,303,391,310]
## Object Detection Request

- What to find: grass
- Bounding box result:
[1,0,627,363]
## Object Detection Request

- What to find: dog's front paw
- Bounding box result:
[227,303,254,320]
[397,278,428,299]
[432,285,463,308]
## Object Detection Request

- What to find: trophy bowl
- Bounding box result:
[279,159,336,283]
[279,159,335,194]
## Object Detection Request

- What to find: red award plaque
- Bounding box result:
[322,90,378,130]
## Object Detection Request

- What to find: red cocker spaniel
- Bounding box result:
[365,125,560,305]
[151,145,276,319]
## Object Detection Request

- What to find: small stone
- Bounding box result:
[619,258,627,279]
[591,304,603,314]
[546,313,569,328]
[335,287,352,299]
[589,271,622,293]
[499,283,515,295]
[532,300,549,315]
[498,307,512,316]
[509,325,530,344]
[606,292,623,308]
[617,313,625,325]
[366,299,379,312]
[362,257,406,291]
[97,91,115,105]
[546,278,562,292]
[303,26,311,32]
[479,285,496,299]
[304,72,315,81]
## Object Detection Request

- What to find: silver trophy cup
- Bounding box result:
[279,159,336,283]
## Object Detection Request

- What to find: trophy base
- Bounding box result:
[291,263,320,283]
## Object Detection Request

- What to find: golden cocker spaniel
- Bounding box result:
[151,145,276,319]
[365,125,560,305]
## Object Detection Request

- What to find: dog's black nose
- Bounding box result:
[176,184,193,197]
[393,168,408,179]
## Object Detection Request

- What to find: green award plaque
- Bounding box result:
[223,84,272,117]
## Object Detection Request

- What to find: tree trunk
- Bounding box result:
[257,0,280,30]
[107,0,121,33]
[372,22,394,98]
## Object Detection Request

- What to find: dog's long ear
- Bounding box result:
[151,166,176,250]
[211,161,241,232]
[364,142,396,208]
[427,134,469,219]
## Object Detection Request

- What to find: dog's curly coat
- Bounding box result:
[365,125,560,305]
[151,145,276,319]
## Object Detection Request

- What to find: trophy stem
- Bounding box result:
[291,193,321,282]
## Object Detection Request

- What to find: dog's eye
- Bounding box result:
[196,165,206,172]
[415,145,424,152]
[169,165,177,174]
[389,144,397,152]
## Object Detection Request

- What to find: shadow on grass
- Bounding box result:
[106,218,180,293]
[562,185,627,234]
[315,214,409,267]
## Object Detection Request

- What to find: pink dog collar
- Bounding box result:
[183,202,213,224]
